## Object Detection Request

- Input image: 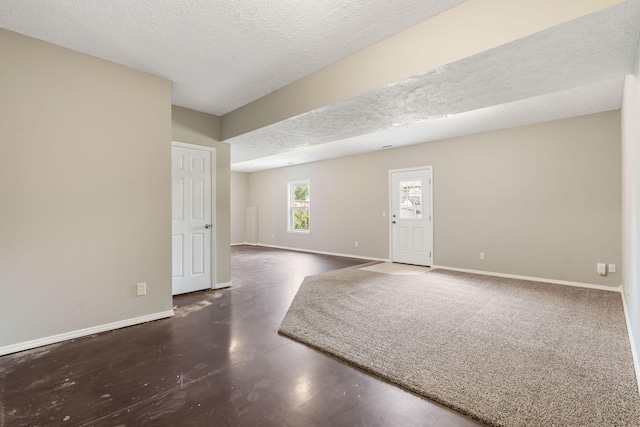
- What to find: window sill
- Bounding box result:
[287,230,310,235]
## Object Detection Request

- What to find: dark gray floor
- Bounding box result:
[0,245,482,426]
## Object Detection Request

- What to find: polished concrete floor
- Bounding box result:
[0,246,482,426]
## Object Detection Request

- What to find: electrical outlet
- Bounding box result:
[355,241,359,248]
[136,282,147,296]
[608,264,616,273]
[480,252,486,260]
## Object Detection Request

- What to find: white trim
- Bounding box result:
[210,148,217,294]
[432,265,621,292]
[171,140,215,152]
[428,168,434,265]
[171,141,217,295]
[388,166,432,174]
[214,281,232,290]
[621,292,640,394]
[389,166,434,266]
[235,244,618,292]
[0,310,175,357]
[287,179,310,234]
[256,243,388,262]
[235,242,259,246]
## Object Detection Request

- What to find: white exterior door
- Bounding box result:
[172,143,214,295]
[390,167,433,266]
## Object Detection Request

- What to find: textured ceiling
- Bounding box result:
[232,78,624,172]
[228,0,640,170]
[0,0,464,116]
[2,0,639,173]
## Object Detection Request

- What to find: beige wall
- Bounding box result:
[622,39,640,368]
[222,0,623,139]
[171,106,231,284]
[231,171,249,244]
[248,111,621,287]
[0,29,173,348]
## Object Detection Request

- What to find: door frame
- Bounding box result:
[388,166,434,265]
[171,140,217,291]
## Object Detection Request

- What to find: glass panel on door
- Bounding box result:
[399,179,422,219]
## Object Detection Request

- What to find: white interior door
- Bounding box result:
[390,167,433,266]
[172,144,213,295]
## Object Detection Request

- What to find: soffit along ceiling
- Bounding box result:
[232,78,626,172]
[0,0,464,116]
[230,0,640,171]
[1,1,639,173]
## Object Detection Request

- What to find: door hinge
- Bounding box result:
[429,215,432,221]
[430,252,432,258]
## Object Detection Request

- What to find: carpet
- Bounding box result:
[359,262,431,275]
[278,267,640,426]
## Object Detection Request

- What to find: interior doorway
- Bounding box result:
[171,142,216,295]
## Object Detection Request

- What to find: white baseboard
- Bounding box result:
[432,265,621,293]
[231,245,619,292]
[214,281,232,289]
[0,310,175,357]
[621,291,640,395]
[255,243,389,263]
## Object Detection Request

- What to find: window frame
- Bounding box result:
[287,180,310,234]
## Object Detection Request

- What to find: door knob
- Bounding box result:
[392,221,396,224]
[205,224,212,229]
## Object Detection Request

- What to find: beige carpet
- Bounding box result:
[359,262,431,275]
[279,267,640,426]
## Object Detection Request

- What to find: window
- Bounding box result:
[288,180,310,233]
